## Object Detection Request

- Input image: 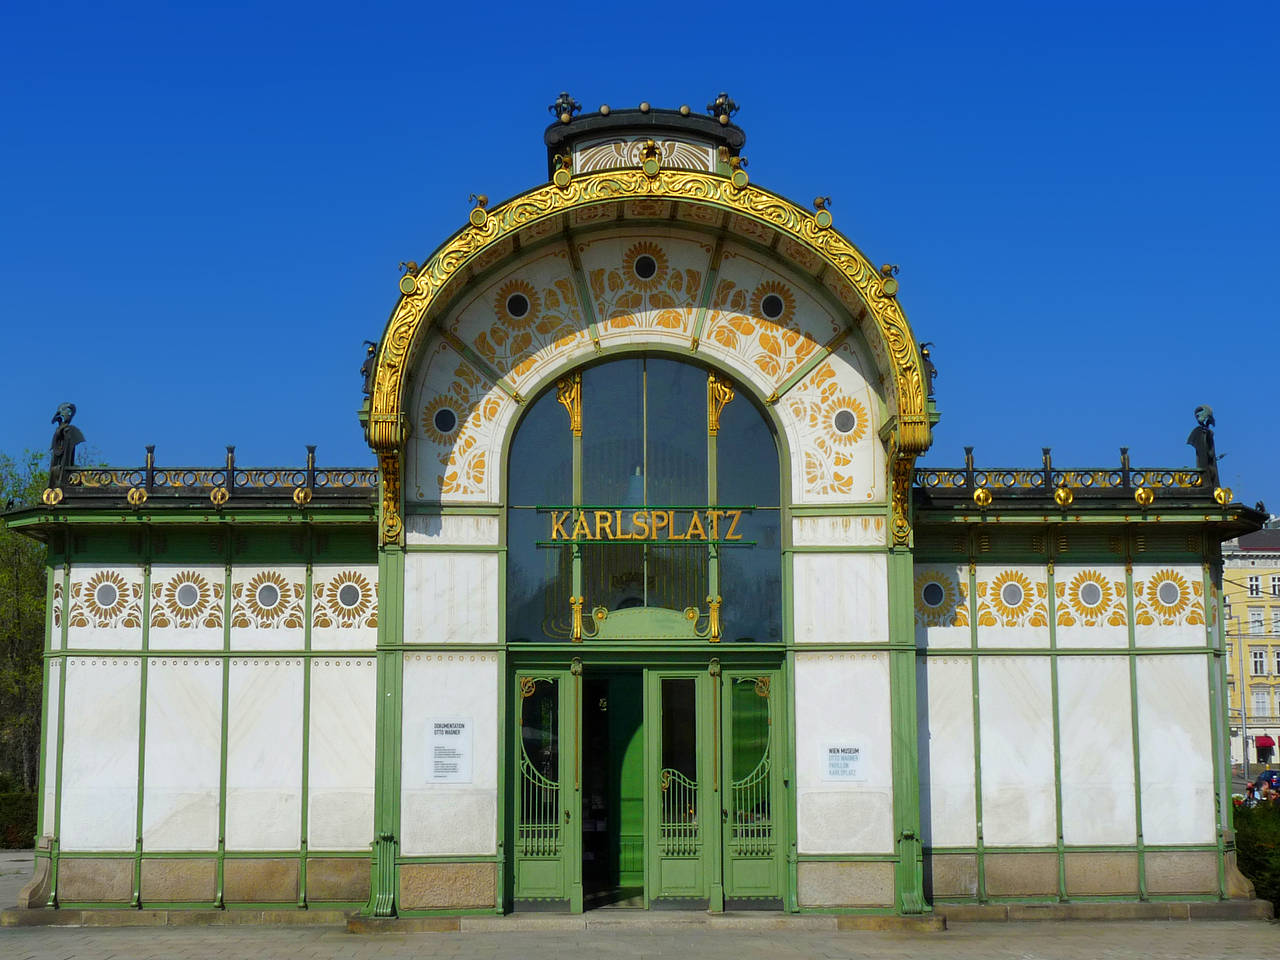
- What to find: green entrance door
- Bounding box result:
[512,669,581,911]
[721,670,785,909]
[645,669,718,909]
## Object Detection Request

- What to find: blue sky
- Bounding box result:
[2,2,1276,505]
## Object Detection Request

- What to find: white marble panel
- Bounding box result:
[974,564,1050,649]
[914,563,971,650]
[795,653,893,854]
[60,657,140,851]
[142,658,222,851]
[149,564,225,652]
[308,658,377,850]
[403,553,498,645]
[400,654,499,856]
[229,564,307,651]
[791,515,886,547]
[311,563,378,651]
[66,564,144,651]
[1058,657,1136,844]
[1132,564,1208,649]
[225,658,303,851]
[918,657,977,848]
[1054,564,1129,649]
[978,657,1056,846]
[1137,655,1215,844]
[793,553,888,645]
[41,666,60,834]
[406,514,500,546]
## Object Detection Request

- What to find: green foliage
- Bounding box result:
[1235,803,1280,912]
[0,792,36,848]
[0,452,49,793]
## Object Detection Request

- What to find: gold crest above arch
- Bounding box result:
[367,169,932,545]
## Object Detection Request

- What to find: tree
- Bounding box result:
[0,452,49,792]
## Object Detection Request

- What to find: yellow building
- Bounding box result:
[1224,525,1280,770]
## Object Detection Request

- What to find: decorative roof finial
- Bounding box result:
[548,92,582,124]
[706,92,739,125]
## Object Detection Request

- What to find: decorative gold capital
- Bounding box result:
[706,595,722,643]
[707,372,735,436]
[556,372,582,437]
[890,443,917,546]
[570,595,585,642]
[378,451,403,545]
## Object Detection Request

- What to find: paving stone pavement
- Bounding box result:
[1,920,1278,960]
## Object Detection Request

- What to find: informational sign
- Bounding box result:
[822,742,864,782]
[428,717,472,783]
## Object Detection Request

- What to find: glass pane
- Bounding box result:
[582,358,644,506]
[718,510,782,642]
[507,509,572,641]
[520,678,559,781]
[646,359,708,506]
[581,540,647,611]
[508,387,571,506]
[661,678,697,780]
[730,678,770,782]
[716,390,779,508]
[649,545,707,613]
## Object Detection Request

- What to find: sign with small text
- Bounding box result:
[428,717,472,783]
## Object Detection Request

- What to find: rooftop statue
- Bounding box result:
[49,402,84,488]
[1186,404,1219,486]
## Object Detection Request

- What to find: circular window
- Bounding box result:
[1079,582,1103,608]
[337,584,362,609]
[1157,581,1181,605]
[761,293,785,319]
[506,293,530,318]
[634,255,657,280]
[1001,582,1024,607]
[176,583,200,608]
[921,582,946,608]
[256,583,280,609]
[433,407,457,434]
[834,409,858,434]
[94,583,118,608]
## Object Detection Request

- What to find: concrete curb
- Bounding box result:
[937,900,1274,923]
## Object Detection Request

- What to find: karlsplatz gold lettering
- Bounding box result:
[546,508,748,542]
[724,509,743,540]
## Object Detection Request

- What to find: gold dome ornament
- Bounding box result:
[1134,486,1155,507]
[640,140,662,178]
[552,154,572,190]
[813,196,833,230]
[972,487,993,507]
[880,264,900,297]
[1213,487,1232,505]
[468,194,489,228]
[1053,486,1074,507]
[729,155,748,189]
[398,261,419,296]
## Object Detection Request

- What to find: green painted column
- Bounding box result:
[887,545,926,913]
[369,544,405,917]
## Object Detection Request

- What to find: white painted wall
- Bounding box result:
[403,553,499,645]
[1137,655,1215,843]
[225,659,304,851]
[308,658,377,850]
[142,658,222,850]
[400,655,499,856]
[1057,656,1136,844]
[917,657,976,848]
[977,657,1056,846]
[406,514,500,546]
[149,563,225,652]
[60,658,140,851]
[792,553,888,645]
[311,563,378,651]
[42,666,60,835]
[795,652,894,854]
[229,564,307,652]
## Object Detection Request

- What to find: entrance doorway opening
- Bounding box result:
[582,671,644,908]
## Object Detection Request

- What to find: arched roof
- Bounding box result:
[367,169,932,461]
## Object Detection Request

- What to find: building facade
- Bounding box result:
[5,99,1264,917]
[1223,527,1280,769]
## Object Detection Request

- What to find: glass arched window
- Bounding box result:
[506,356,781,643]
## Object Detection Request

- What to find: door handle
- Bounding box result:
[564,809,571,823]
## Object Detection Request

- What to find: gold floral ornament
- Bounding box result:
[749,280,796,326]
[621,241,669,292]
[232,570,305,630]
[153,570,223,630]
[422,395,463,445]
[914,569,968,628]
[494,279,541,331]
[707,277,816,384]
[70,570,143,629]
[313,571,377,629]
[1134,568,1203,626]
[1056,569,1127,627]
[977,569,1049,627]
[824,396,868,447]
